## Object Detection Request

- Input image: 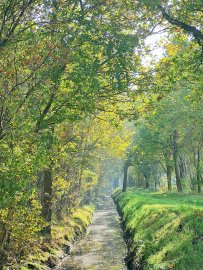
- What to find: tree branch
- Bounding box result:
[35,92,55,133]
[159,5,203,45]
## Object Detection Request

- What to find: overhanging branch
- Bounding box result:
[159,5,203,45]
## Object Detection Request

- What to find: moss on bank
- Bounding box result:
[17,205,94,270]
[113,189,203,270]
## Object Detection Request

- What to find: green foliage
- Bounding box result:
[0,0,202,268]
[129,80,203,191]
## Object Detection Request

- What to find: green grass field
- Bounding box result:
[113,189,203,270]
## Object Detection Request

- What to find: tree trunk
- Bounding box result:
[179,155,186,179]
[128,175,133,187]
[0,229,7,270]
[163,150,173,192]
[137,172,143,188]
[78,163,84,200]
[166,164,172,192]
[85,190,91,204]
[144,174,150,189]
[0,208,14,269]
[0,252,5,270]
[41,168,53,236]
[122,162,129,192]
[197,147,202,193]
[172,130,182,192]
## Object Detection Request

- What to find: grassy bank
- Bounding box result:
[18,205,94,270]
[113,189,203,270]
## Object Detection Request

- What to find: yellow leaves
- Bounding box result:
[0,195,44,257]
[82,170,98,190]
[0,143,9,152]
[67,141,77,151]
[165,43,181,56]
[84,111,133,159]
[53,176,70,195]
[13,145,22,155]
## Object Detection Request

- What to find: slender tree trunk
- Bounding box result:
[122,162,129,192]
[0,208,14,269]
[85,190,91,204]
[0,249,6,270]
[56,194,66,220]
[40,125,55,236]
[0,228,7,270]
[155,178,157,190]
[144,174,150,189]
[179,155,186,179]
[197,147,202,193]
[128,175,133,187]
[41,167,53,236]
[78,163,84,200]
[172,130,182,192]
[166,165,172,192]
[137,172,143,188]
[189,173,195,191]
[163,150,173,192]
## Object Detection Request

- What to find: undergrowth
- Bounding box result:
[18,205,94,270]
[113,189,203,270]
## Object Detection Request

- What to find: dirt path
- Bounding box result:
[56,197,127,270]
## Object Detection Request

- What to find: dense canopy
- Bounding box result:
[0,1,202,269]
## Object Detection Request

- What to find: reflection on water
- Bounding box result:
[55,197,127,270]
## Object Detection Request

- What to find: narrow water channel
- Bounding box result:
[56,197,127,270]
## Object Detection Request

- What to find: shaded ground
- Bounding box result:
[55,196,127,270]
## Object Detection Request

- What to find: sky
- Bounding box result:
[141,28,167,66]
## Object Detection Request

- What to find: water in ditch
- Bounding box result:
[55,196,127,270]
